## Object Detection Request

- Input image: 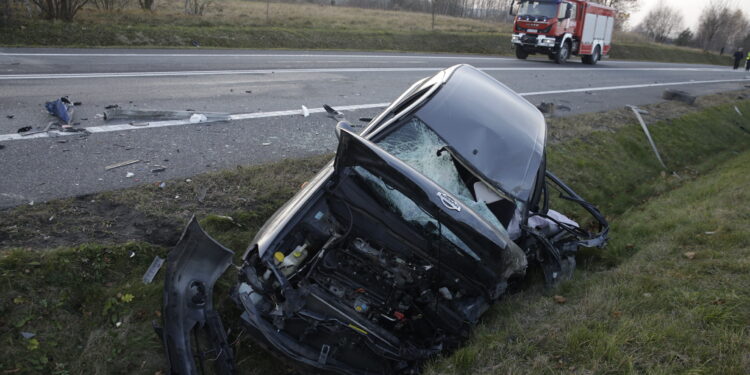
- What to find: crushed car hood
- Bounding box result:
[334,128,528,285]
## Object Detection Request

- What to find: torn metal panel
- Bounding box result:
[628,105,667,170]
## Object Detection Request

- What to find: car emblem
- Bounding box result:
[437,192,461,212]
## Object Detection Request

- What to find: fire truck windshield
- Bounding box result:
[518,1,559,19]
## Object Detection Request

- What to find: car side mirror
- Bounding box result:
[335,121,354,140]
[564,3,572,19]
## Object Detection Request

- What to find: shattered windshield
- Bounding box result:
[518,1,559,18]
[374,117,512,236]
[354,166,480,260]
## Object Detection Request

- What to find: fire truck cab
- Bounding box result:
[510,0,616,64]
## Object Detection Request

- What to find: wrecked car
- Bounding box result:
[160,64,609,374]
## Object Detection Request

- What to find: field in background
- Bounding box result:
[1,90,748,373]
[1,0,731,65]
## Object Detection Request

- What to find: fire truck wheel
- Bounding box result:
[515,47,529,60]
[583,46,601,65]
[555,42,570,64]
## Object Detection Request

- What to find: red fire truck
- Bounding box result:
[510,0,616,64]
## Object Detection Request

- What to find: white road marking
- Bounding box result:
[0,66,731,80]
[0,78,747,143]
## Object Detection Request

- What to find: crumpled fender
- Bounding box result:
[161,216,236,374]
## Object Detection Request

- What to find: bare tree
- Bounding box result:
[0,0,11,26]
[675,28,694,47]
[597,0,639,30]
[184,0,211,15]
[94,0,130,11]
[696,0,749,52]
[635,4,683,43]
[30,0,89,20]
[138,0,155,10]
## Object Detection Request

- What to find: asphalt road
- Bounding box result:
[1,48,749,208]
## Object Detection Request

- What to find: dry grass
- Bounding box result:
[70,0,510,33]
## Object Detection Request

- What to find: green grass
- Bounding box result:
[425,139,750,375]
[1,98,748,373]
[0,0,732,65]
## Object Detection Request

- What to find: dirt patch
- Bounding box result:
[0,194,183,250]
[0,154,331,251]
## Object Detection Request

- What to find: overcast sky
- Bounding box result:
[628,0,750,31]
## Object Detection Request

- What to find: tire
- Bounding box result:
[555,42,570,64]
[583,45,601,65]
[515,47,529,60]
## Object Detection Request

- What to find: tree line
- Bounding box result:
[1,0,638,26]
[634,0,750,53]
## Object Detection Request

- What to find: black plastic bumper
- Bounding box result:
[161,216,237,374]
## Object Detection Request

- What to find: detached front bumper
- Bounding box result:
[160,216,237,374]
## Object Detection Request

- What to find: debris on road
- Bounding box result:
[301,105,310,117]
[151,166,166,173]
[16,126,32,133]
[143,256,166,284]
[126,172,135,178]
[189,114,208,123]
[323,104,344,119]
[6,115,14,119]
[44,97,75,124]
[104,108,229,122]
[662,89,696,105]
[261,142,271,146]
[245,90,252,94]
[105,159,140,171]
[20,122,55,137]
[104,104,119,110]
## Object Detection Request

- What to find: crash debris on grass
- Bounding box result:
[157,65,609,374]
[142,256,166,284]
[662,89,696,105]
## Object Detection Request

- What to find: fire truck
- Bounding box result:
[509,0,616,64]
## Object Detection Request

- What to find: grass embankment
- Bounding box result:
[0,0,731,65]
[1,98,749,373]
[427,137,750,374]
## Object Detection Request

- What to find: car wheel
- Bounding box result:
[515,47,529,60]
[555,42,569,64]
